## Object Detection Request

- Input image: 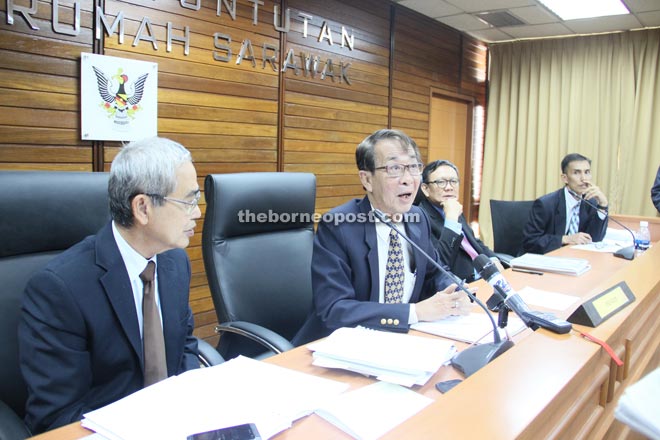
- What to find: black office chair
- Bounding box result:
[489,199,535,266]
[0,171,221,440]
[202,172,316,360]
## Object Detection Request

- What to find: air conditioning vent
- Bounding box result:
[474,10,525,27]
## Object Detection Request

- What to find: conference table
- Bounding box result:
[31,223,660,440]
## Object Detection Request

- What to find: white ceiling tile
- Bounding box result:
[564,14,644,34]
[467,27,518,42]
[501,22,575,38]
[622,0,660,13]
[636,10,660,26]
[509,5,560,24]
[437,14,492,31]
[445,0,535,13]
[398,0,462,17]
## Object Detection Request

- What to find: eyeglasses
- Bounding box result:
[426,179,459,188]
[146,191,201,215]
[374,163,424,178]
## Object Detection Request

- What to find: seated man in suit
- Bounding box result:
[417,160,501,282]
[19,137,202,434]
[293,129,471,346]
[522,153,608,254]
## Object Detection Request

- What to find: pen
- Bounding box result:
[512,268,544,276]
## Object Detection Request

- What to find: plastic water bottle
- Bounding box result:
[636,221,650,251]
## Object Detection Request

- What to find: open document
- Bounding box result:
[571,227,636,253]
[81,356,349,440]
[308,327,456,387]
[412,312,527,344]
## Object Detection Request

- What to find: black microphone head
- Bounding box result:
[473,254,499,280]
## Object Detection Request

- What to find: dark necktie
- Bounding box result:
[140,261,167,387]
[384,229,405,303]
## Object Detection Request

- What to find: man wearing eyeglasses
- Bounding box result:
[19,137,202,434]
[293,129,471,345]
[418,160,501,282]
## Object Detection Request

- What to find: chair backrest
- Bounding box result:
[202,172,316,359]
[0,171,110,421]
[489,199,535,258]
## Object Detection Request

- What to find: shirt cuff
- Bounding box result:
[408,303,418,324]
[444,219,462,235]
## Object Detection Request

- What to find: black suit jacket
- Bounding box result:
[292,197,453,345]
[19,222,199,434]
[418,198,496,282]
[522,188,608,254]
[652,165,660,213]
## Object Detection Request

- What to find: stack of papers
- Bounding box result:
[510,253,591,276]
[82,356,349,440]
[315,381,433,440]
[308,327,456,387]
[614,367,660,439]
[412,313,527,344]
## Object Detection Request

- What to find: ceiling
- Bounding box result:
[392,0,660,43]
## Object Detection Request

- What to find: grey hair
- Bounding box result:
[109,137,192,228]
[355,129,421,172]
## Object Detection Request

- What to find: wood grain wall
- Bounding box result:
[0,0,487,346]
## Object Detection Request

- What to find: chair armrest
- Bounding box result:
[494,252,514,268]
[195,336,224,367]
[216,321,295,355]
[0,400,31,440]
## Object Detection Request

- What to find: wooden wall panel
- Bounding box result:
[283,0,391,213]
[0,0,487,347]
[0,1,93,170]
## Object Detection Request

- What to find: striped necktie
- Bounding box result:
[567,202,580,235]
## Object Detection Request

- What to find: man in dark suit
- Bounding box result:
[293,129,471,346]
[652,165,660,213]
[417,160,501,282]
[522,153,609,254]
[19,137,202,434]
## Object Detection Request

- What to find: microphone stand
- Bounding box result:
[580,197,636,260]
[372,209,514,378]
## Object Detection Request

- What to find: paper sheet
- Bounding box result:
[315,381,433,440]
[614,367,660,439]
[517,286,580,310]
[82,356,349,440]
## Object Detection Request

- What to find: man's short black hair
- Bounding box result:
[422,160,459,183]
[561,153,591,174]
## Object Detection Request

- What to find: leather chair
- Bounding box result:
[0,171,221,440]
[489,199,535,265]
[202,172,316,360]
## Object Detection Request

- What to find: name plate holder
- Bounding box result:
[568,281,635,327]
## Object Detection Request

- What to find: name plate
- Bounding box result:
[567,281,635,327]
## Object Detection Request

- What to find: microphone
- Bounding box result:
[372,209,513,377]
[474,255,572,334]
[579,195,635,260]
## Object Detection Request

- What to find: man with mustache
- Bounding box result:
[522,153,609,254]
